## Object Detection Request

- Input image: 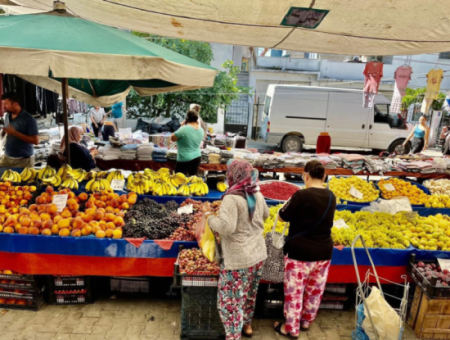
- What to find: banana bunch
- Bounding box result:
[127,173,152,194]
[177,184,191,196]
[85,178,111,192]
[189,181,209,196]
[144,168,156,179]
[217,181,228,193]
[68,169,86,183]
[85,170,97,181]
[20,167,37,182]
[153,180,177,196]
[41,174,62,187]
[37,165,56,180]
[158,168,170,174]
[60,175,78,190]
[159,171,171,183]
[168,172,187,188]
[96,171,109,179]
[2,169,22,183]
[107,170,125,183]
[56,164,72,179]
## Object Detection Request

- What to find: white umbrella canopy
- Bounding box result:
[6,0,450,55]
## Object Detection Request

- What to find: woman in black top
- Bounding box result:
[274,160,336,339]
[60,127,98,171]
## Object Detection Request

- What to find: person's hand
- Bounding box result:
[90,149,99,156]
[3,125,16,136]
[94,123,98,128]
[402,141,406,147]
[423,145,427,151]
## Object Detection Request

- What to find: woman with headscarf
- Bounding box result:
[60,126,98,171]
[207,160,269,340]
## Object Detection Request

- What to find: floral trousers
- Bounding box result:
[284,257,331,336]
[218,261,264,340]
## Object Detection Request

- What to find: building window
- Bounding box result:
[439,52,450,60]
[372,56,393,64]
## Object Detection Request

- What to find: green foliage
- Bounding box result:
[126,34,250,123]
[402,87,446,112]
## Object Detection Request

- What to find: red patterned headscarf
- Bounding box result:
[222,159,259,220]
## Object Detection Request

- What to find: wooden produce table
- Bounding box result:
[95,159,450,179]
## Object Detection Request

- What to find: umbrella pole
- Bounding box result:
[61,78,70,165]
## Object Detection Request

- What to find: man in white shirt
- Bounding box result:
[89,106,106,137]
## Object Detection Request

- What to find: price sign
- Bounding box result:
[110,179,125,191]
[350,186,364,200]
[384,183,396,191]
[333,219,350,229]
[52,194,68,212]
[438,259,450,272]
[177,204,193,215]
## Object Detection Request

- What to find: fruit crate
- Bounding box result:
[110,277,150,294]
[0,272,45,311]
[173,263,224,340]
[47,276,94,305]
[180,286,225,340]
[408,254,450,299]
[0,295,45,311]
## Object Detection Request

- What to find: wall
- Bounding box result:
[210,43,234,71]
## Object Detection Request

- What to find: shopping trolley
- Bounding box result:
[351,235,409,340]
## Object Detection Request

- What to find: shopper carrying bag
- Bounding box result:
[273,160,336,339]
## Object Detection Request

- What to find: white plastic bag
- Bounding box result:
[362,287,400,340]
[361,197,412,215]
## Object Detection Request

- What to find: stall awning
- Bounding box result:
[5,0,450,56]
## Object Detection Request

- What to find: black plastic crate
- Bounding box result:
[110,277,150,294]
[47,276,93,305]
[0,295,45,311]
[408,254,450,299]
[51,276,88,287]
[180,286,225,340]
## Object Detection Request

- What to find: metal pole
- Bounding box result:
[61,78,70,165]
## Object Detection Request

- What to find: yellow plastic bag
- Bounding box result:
[195,213,216,262]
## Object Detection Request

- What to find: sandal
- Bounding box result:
[242,325,253,338]
[273,322,299,340]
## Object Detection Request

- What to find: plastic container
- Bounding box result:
[180,286,225,340]
[47,276,93,305]
[259,180,301,202]
[376,178,430,207]
[408,254,450,299]
[328,176,380,206]
[173,260,224,339]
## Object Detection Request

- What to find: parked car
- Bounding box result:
[260,85,412,153]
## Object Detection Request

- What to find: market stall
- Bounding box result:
[95,159,450,179]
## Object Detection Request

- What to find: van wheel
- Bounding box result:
[282,136,303,153]
[388,140,410,154]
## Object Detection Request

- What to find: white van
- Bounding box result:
[261,85,413,153]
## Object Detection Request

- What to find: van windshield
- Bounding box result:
[374,104,406,129]
[264,96,271,116]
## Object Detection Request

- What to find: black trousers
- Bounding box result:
[175,157,201,176]
[411,137,425,154]
[92,123,103,138]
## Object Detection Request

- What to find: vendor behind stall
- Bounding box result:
[60,126,98,171]
[171,110,204,176]
[0,92,39,168]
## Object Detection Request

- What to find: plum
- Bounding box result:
[431,263,437,269]
[418,267,425,272]
[418,262,425,267]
